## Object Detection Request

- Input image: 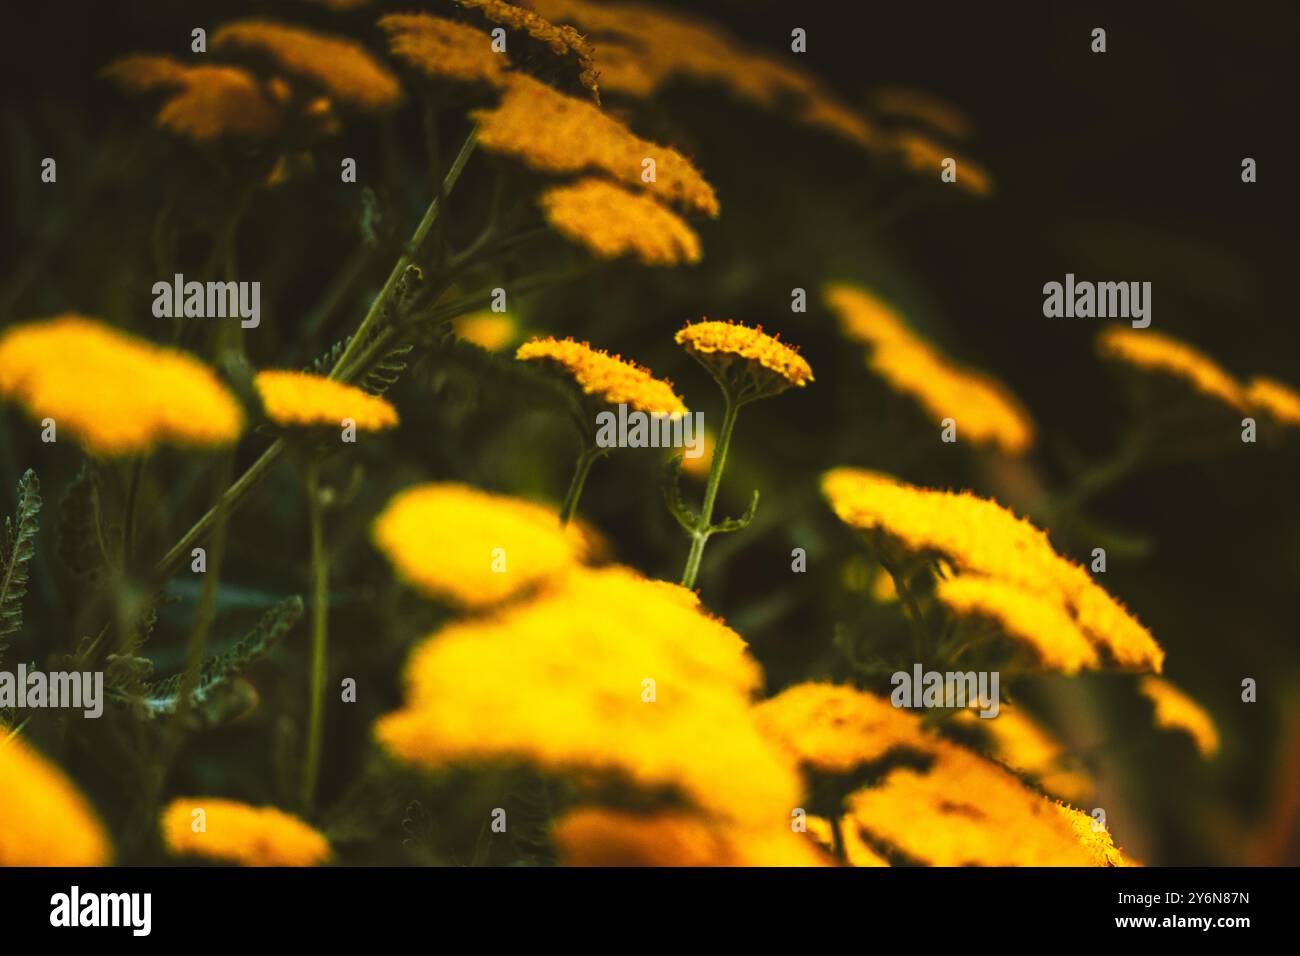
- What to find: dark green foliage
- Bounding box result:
[0,469,41,664]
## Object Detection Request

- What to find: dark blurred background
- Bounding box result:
[2,1,1298,865]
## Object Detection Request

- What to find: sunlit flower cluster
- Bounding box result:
[455,0,599,100]
[1097,327,1247,411]
[1139,676,1220,757]
[254,370,399,431]
[378,13,509,88]
[822,467,1164,672]
[826,283,1032,454]
[516,335,688,416]
[675,319,813,403]
[0,315,244,456]
[161,797,331,866]
[540,178,702,266]
[0,738,111,866]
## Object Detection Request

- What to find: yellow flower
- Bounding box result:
[0,315,244,456]
[470,73,719,216]
[1055,802,1138,866]
[540,178,702,266]
[675,320,813,403]
[822,468,1164,672]
[452,311,517,351]
[103,56,281,142]
[453,0,599,100]
[372,483,583,608]
[553,806,827,866]
[1247,376,1300,426]
[516,336,688,416]
[254,370,398,431]
[889,130,993,196]
[871,86,972,140]
[375,567,801,830]
[952,704,1094,803]
[825,283,1032,454]
[753,681,928,774]
[378,14,509,88]
[675,426,714,478]
[936,575,1100,673]
[0,737,112,866]
[212,19,402,111]
[160,797,330,866]
[1139,676,1220,757]
[1097,327,1246,411]
[846,743,1128,866]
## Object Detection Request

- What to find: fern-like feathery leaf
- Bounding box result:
[0,469,42,664]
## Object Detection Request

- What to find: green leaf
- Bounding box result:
[57,463,111,587]
[309,335,414,396]
[710,488,760,534]
[0,469,42,664]
[662,455,697,533]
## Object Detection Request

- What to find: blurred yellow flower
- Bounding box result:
[254,370,398,431]
[889,130,993,196]
[936,574,1101,673]
[372,483,582,608]
[554,806,827,866]
[675,426,714,478]
[375,567,800,830]
[1247,376,1300,426]
[212,19,402,111]
[0,315,244,456]
[871,86,973,140]
[807,815,891,867]
[540,178,702,266]
[953,704,1094,803]
[454,0,599,100]
[0,737,111,866]
[822,468,1164,672]
[160,797,330,866]
[453,311,517,351]
[516,336,688,416]
[1098,327,1246,411]
[753,681,928,774]
[675,320,813,402]
[826,283,1033,454]
[103,55,281,142]
[378,14,508,88]
[1139,676,1220,757]
[471,73,719,216]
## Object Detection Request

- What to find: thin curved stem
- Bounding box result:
[680,395,739,589]
[301,459,329,816]
[559,444,603,526]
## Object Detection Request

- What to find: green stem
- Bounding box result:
[329,127,478,382]
[302,459,329,815]
[680,395,739,589]
[559,444,602,526]
[123,454,147,565]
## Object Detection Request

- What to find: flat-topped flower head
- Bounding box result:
[516,336,688,417]
[1097,327,1246,412]
[470,73,718,216]
[826,283,1032,454]
[254,370,398,432]
[540,178,702,266]
[675,320,812,404]
[161,797,330,866]
[372,483,584,608]
[374,566,799,831]
[0,737,112,866]
[0,315,244,456]
[822,468,1164,672]
[1138,676,1220,758]
[104,55,281,142]
[212,19,402,111]
[1247,376,1300,427]
[378,14,509,89]
[453,0,599,100]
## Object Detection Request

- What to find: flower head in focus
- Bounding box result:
[675,320,812,404]
[516,336,687,416]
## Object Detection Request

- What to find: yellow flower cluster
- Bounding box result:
[516,336,688,416]
[822,468,1164,672]
[872,86,973,140]
[103,56,281,142]
[254,370,399,431]
[454,0,599,100]
[553,806,826,866]
[0,315,244,456]
[675,320,813,402]
[1139,676,1220,757]
[889,130,993,196]
[470,74,719,216]
[952,704,1094,803]
[371,483,584,608]
[757,683,1131,866]
[826,283,1033,454]
[378,14,509,88]
[375,567,803,838]
[0,738,112,866]
[540,178,702,266]
[453,311,517,352]
[212,19,402,111]
[1247,376,1300,427]
[160,797,331,866]
[1097,327,1246,411]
